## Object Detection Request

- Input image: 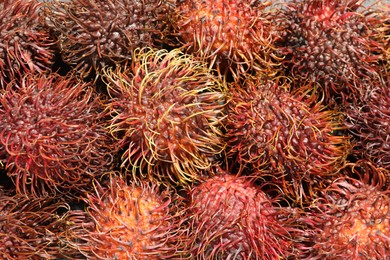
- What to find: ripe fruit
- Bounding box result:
[104,48,226,187]
[44,0,174,79]
[0,73,117,197]
[61,174,188,259]
[0,187,67,259]
[226,77,350,203]
[171,0,281,80]
[275,0,385,102]
[0,0,55,87]
[184,172,299,259]
[304,177,390,259]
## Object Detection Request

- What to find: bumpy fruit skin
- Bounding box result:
[226,77,350,203]
[0,0,55,87]
[304,177,390,259]
[171,0,281,80]
[275,0,385,101]
[61,174,188,259]
[185,173,299,259]
[345,70,390,171]
[0,73,117,197]
[104,48,226,187]
[0,187,68,260]
[44,0,174,78]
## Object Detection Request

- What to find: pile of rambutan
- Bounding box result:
[0,0,389,259]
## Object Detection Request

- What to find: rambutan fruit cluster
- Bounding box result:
[104,48,226,187]
[0,73,117,197]
[0,0,55,87]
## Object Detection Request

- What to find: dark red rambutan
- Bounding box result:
[345,69,390,170]
[226,77,351,203]
[0,187,68,259]
[44,0,174,79]
[274,0,386,102]
[170,0,281,80]
[0,0,56,87]
[184,172,300,259]
[60,174,188,259]
[104,48,226,187]
[301,176,390,259]
[0,73,117,197]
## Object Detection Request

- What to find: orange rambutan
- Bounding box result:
[61,174,188,259]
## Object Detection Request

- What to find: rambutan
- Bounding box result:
[0,0,56,87]
[44,0,174,79]
[183,172,300,259]
[345,69,390,170]
[0,187,68,259]
[302,176,390,259]
[274,0,386,102]
[61,174,188,259]
[226,77,350,203]
[104,48,226,187]
[0,73,117,197]
[170,0,281,80]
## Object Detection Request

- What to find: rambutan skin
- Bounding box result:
[61,174,188,259]
[184,173,300,259]
[0,0,56,87]
[303,177,390,259]
[274,0,385,100]
[44,0,174,78]
[0,187,68,260]
[104,48,226,187]
[226,77,350,202]
[171,0,281,79]
[0,73,117,197]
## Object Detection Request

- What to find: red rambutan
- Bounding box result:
[183,172,300,259]
[345,69,390,170]
[226,77,350,203]
[0,73,117,197]
[60,174,188,259]
[0,0,56,87]
[44,0,174,79]
[274,0,386,102]
[0,187,68,259]
[104,48,226,187]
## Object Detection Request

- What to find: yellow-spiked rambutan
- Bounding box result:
[43,0,174,79]
[170,0,281,80]
[0,187,68,259]
[226,77,351,203]
[104,48,226,187]
[302,176,390,259]
[183,172,300,259]
[0,73,117,197]
[0,0,56,87]
[60,174,188,259]
[274,0,386,102]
